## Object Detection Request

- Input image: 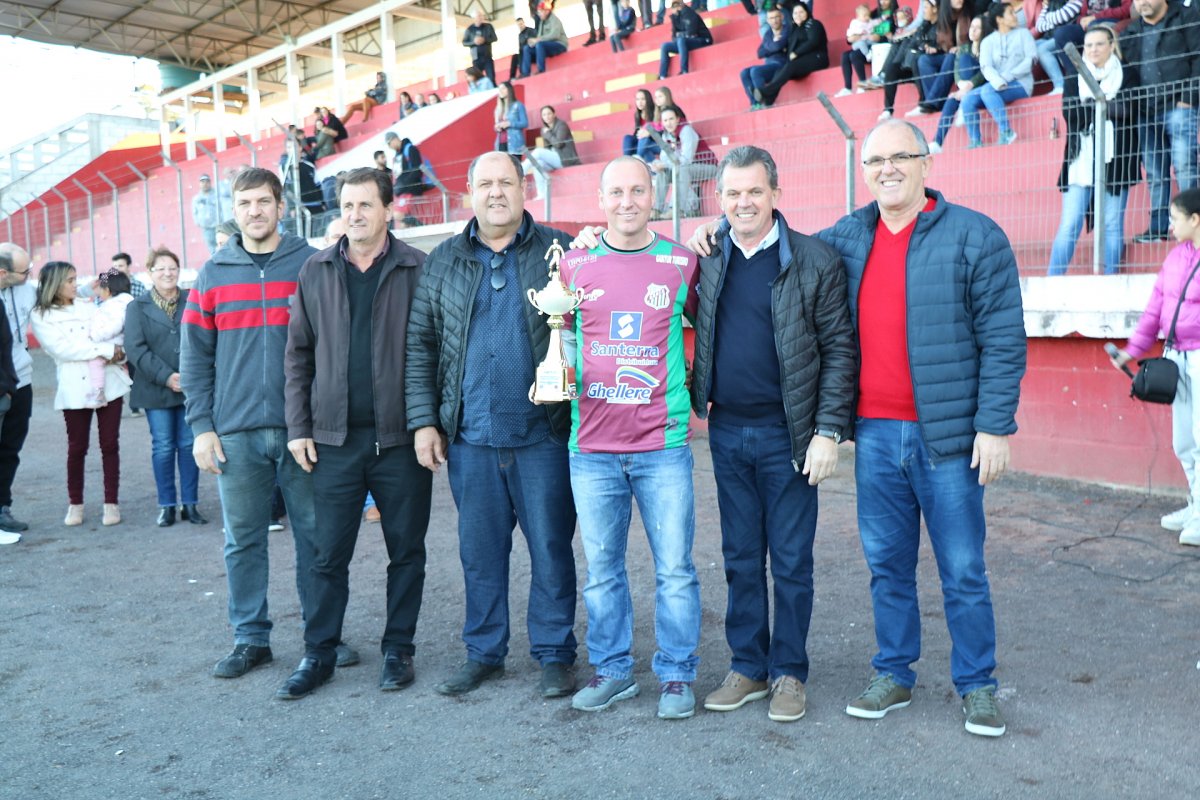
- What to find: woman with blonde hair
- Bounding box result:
[31,261,131,526]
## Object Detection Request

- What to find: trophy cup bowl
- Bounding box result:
[528,282,584,317]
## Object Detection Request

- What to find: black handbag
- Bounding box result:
[1126,256,1200,404]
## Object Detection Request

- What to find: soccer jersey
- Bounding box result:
[559,233,699,454]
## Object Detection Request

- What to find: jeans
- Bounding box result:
[304,428,432,662]
[963,83,1027,145]
[917,53,956,111]
[933,92,965,147]
[658,36,710,78]
[740,63,781,105]
[520,40,568,75]
[524,147,563,198]
[447,437,578,666]
[853,418,998,695]
[842,49,867,90]
[1166,348,1200,506]
[1139,106,1200,235]
[653,160,718,216]
[1035,37,1063,91]
[709,422,817,682]
[63,399,122,504]
[1048,185,1129,275]
[216,427,318,646]
[570,446,700,682]
[145,406,198,506]
[0,384,33,508]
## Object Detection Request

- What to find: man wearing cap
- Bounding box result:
[192,175,219,254]
[520,3,570,77]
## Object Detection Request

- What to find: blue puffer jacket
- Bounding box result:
[816,189,1026,462]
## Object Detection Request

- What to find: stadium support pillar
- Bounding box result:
[380,11,397,103]
[214,84,227,152]
[441,0,457,86]
[184,96,197,162]
[332,32,347,115]
[248,70,262,142]
[286,51,302,128]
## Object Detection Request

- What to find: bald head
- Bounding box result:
[0,243,31,288]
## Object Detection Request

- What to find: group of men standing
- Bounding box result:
[181,117,1023,738]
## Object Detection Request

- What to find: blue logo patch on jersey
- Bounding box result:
[609,312,643,341]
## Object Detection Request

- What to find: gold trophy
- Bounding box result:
[528,239,583,402]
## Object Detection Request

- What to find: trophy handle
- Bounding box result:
[527,288,541,311]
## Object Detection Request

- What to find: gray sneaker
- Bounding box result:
[571,673,639,711]
[657,681,695,720]
[963,686,1006,737]
[846,674,912,719]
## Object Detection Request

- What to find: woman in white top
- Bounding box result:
[30,262,131,527]
[961,1,1036,148]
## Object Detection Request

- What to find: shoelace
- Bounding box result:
[861,675,897,703]
[661,681,688,696]
[585,675,608,689]
[966,689,999,717]
[772,676,801,696]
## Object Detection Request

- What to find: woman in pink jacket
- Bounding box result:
[1111,189,1200,546]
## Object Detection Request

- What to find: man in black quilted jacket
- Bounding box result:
[404,151,580,700]
[688,145,857,725]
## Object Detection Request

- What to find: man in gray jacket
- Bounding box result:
[689,146,857,724]
[277,168,432,699]
[405,151,579,699]
[182,168,327,681]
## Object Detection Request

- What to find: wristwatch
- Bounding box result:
[814,428,843,444]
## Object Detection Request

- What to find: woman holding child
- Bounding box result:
[30,262,131,527]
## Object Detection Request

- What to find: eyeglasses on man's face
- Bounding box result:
[862,152,928,169]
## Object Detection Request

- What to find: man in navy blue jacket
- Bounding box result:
[739,6,790,110]
[817,119,1025,738]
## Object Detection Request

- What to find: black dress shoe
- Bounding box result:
[180,505,208,525]
[540,662,575,698]
[0,506,29,532]
[335,641,360,667]
[157,507,176,527]
[1133,230,1169,244]
[212,643,273,678]
[434,660,504,696]
[380,651,415,691]
[275,657,334,700]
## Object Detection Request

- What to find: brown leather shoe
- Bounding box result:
[768,675,807,722]
[703,671,769,712]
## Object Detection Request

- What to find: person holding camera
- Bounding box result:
[1109,189,1200,547]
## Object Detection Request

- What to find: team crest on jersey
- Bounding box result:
[609,311,642,341]
[586,366,661,405]
[643,283,670,311]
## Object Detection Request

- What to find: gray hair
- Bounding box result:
[862,119,930,158]
[467,151,524,185]
[716,146,779,193]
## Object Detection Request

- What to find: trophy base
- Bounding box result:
[533,364,577,403]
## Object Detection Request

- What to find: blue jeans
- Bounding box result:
[740,63,781,105]
[1035,37,1064,91]
[658,36,709,78]
[447,436,578,666]
[917,53,956,110]
[963,83,1027,145]
[853,418,998,695]
[570,446,700,682]
[216,427,318,646]
[1048,184,1130,275]
[520,40,568,75]
[1139,106,1200,235]
[933,92,965,147]
[709,422,817,682]
[145,406,197,506]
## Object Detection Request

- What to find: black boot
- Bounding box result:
[180,505,208,525]
[157,506,176,527]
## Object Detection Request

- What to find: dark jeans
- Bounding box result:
[0,384,32,507]
[883,57,922,115]
[447,436,578,666]
[473,56,496,86]
[709,421,817,682]
[304,427,433,662]
[64,399,122,504]
[145,405,198,506]
[758,53,825,105]
[842,49,867,90]
[658,36,711,77]
[917,52,955,110]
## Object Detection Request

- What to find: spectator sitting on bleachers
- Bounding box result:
[494,81,529,154]
[928,15,985,152]
[399,91,419,118]
[1048,23,1139,275]
[525,106,583,199]
[622,89,658,160]
[386,132,431,197]
[316,107,349,143]
[862,0,908,88]
[520,4,569,77]
[341,71,388,124]
[466,67,496,93]
[741,7,791,110]
[1032,0,1086,96]
[612,0,638,52]
[754,3,829,108]
[962,2,1035,147]
[428,93,442,105]
[915,0,971,114]
[837,4,878,96]
[650,105,718,218]
[876,0,939,120]
[510,17,536,81]
[311,120,337,160]
[658,0,714,79]
[464,9,499,86]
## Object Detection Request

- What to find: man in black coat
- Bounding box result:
[463,10,498,86]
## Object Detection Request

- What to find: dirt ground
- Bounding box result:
[2,351,1198,800]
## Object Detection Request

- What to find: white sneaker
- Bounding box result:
[1181,520,1200,546]
[953,107,965,127]
[877,110,893,121]
[0,530,20,545]
[927,142,942,154]
[1161,505,1193,531]
[834,88,853,98]
[904,105,929,117]
[855,86,867,94]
